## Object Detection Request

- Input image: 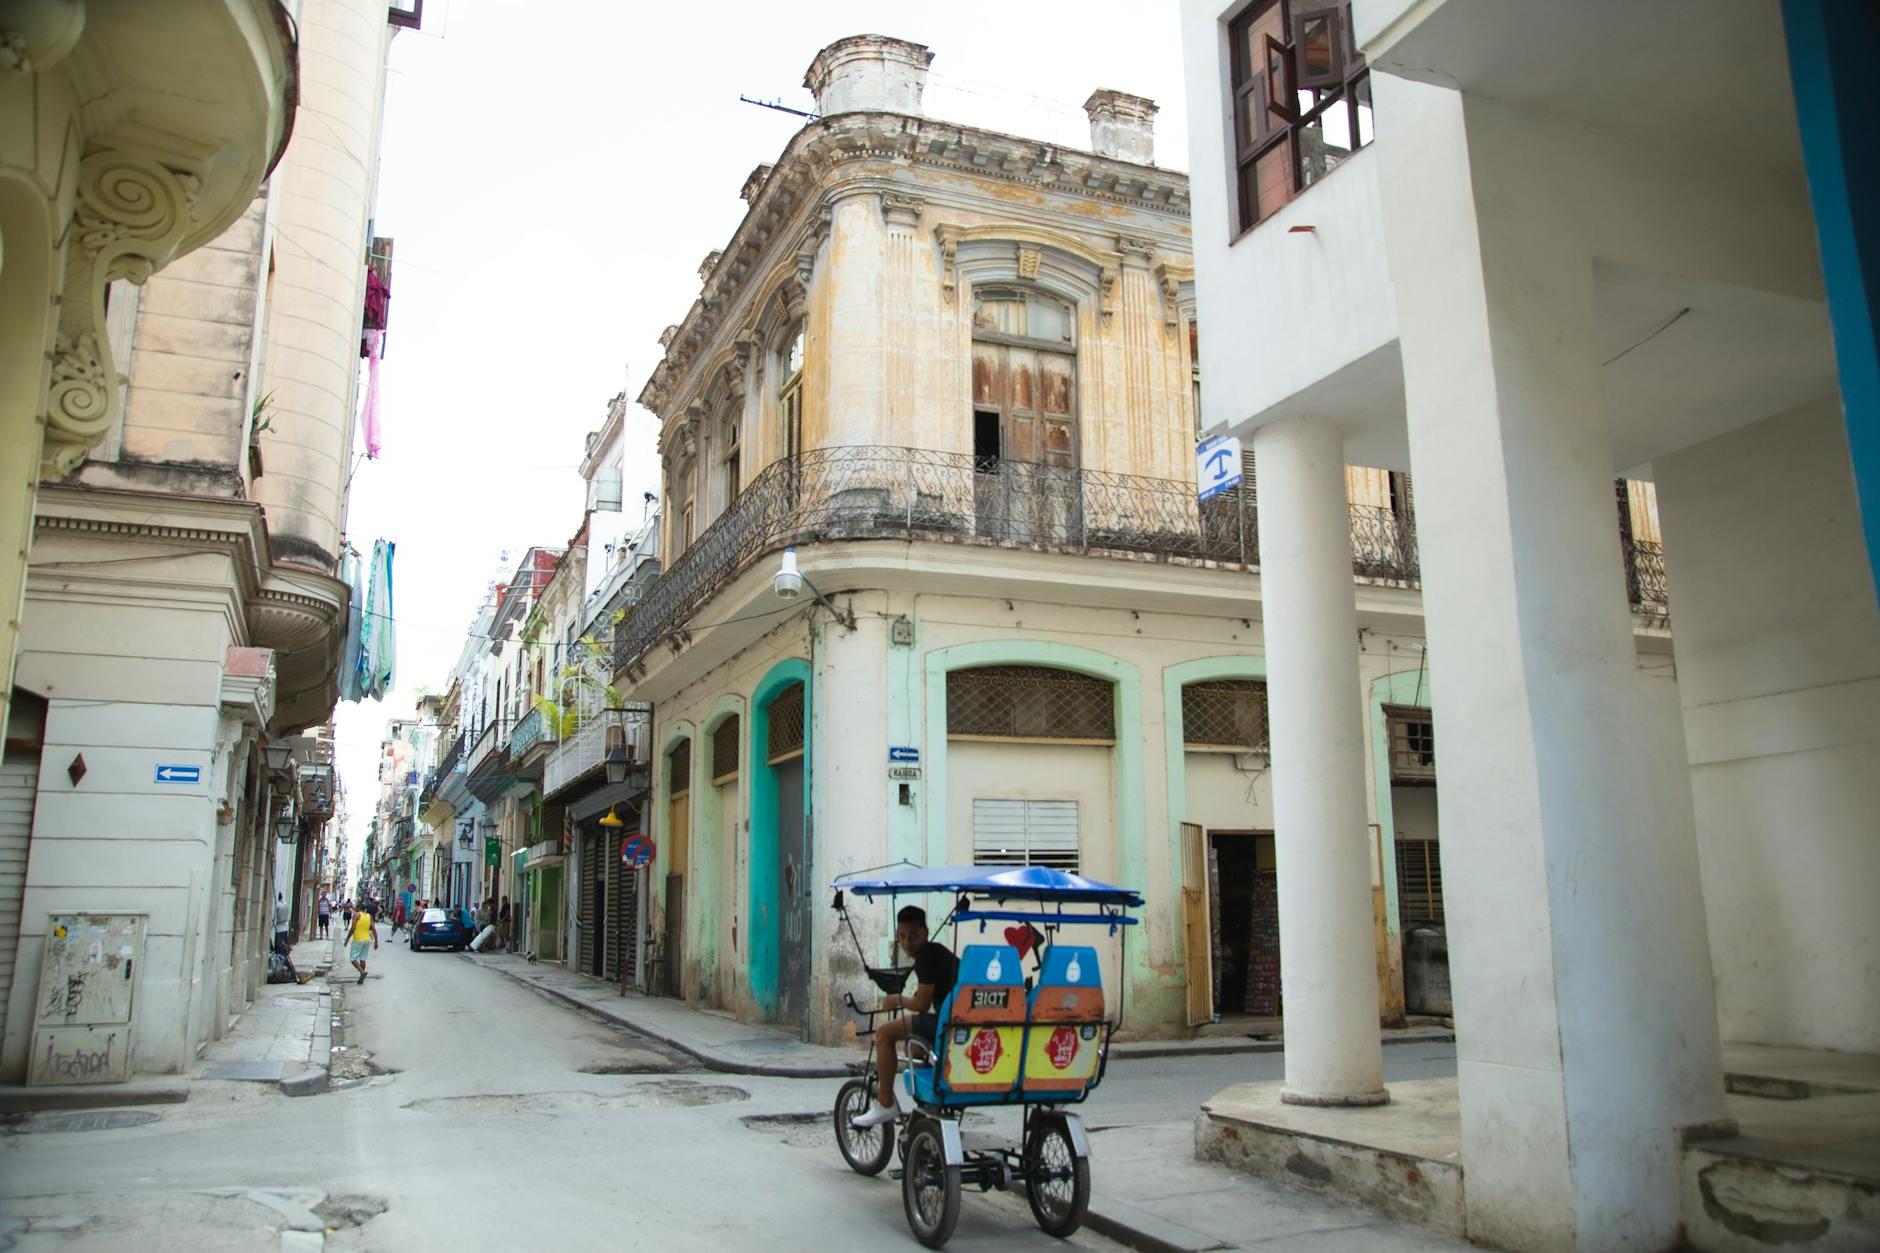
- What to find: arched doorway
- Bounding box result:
[749,661,811,1030]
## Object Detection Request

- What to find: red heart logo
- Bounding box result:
[1004,925,1034,958]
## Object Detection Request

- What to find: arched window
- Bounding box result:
[711,715,740,784]
[721,409,742,510]
[779,327,805,465]
[970,288,1077,472]
[946,664,1113,742]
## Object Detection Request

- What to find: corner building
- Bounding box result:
[617,35,1664,1048]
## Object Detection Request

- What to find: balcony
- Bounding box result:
[466,721,503,776]
[544,705,652,799]
[509,705,557,759]
[616,447,1269,673]
[1625,539,1669,614]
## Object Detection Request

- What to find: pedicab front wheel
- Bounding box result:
[1024,1113,1090,1237]
[901,1119,961,1248]
[833,1077,894,1175]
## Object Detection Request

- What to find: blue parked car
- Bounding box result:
[411,907,470,952]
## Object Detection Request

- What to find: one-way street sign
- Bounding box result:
[154,763,202,784]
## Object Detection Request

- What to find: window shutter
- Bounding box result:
[973,799,1079,872]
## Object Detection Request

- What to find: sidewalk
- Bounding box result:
[195,933,337,1096]
[461,952,855,1077]
[1083,1122,1467,1252]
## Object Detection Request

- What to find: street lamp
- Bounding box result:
[603,741,629,785]
[262,739,294,779]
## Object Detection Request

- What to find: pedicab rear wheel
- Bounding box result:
[901,1118,961,1248]
[833,1077,894,1175]
[1024,1113,1090,1237]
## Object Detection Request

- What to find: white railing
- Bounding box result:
[544,706,651,797]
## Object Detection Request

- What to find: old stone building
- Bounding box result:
[610,34,1550,1047]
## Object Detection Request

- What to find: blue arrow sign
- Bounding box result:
[154,764,201,784]
[888,746,920,764]
[1196,435,1244,502]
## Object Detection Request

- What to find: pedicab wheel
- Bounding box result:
[833,1078,894,1175]
[1024,1114,1090,1238]
[901,1119,961,1248]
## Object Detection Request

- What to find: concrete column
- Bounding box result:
[1252,413,1387,1107]
[1373,76,1726,1251]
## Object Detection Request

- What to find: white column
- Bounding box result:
[1253,413,1387,1107]
[1374,76,1725,1251]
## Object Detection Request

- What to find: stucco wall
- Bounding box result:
[1655,399,1880,1052]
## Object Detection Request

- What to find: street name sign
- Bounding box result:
[1196,435,1243,502]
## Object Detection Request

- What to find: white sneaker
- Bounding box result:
[851,1101,896,1128]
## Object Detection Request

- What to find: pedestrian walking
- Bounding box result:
[348,901,378,984]
[390,897,406,938]
[273,893,291,952]
[498,895,512,952]
[317,893,332,938]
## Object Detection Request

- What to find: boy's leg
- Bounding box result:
[875,1016,909,1107]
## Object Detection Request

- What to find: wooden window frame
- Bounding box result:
[1228,0,1372,236]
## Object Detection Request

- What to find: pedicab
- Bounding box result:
[828,864,1142,1248]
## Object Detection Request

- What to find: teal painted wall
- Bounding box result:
[748,659,811,1019]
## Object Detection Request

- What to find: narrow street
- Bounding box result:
[2,939,1460,1251]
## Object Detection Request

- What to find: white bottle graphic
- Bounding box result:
[987,954,1003,981]
[1066,955,1083,983]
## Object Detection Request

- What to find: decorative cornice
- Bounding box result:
[638,110,1191,421]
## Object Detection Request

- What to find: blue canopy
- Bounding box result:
[833,863,1143,908]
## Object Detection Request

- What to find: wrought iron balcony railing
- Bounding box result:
[610,446,1666,678]
[509,705,556,758]
[1625,539,1669,613]
[614,446,1266,674]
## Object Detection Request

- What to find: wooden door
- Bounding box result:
[971,338,1078,542]
[1180,822,1213,1027]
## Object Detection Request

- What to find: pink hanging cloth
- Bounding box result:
[363,328,384,460]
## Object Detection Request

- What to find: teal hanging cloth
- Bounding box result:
[339,548,366,702]
[363,539,396,698]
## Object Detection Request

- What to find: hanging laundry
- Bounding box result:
[339,547,366,702]
[361,538,396,698]
[363,268,391,333]
[362,328,384,460]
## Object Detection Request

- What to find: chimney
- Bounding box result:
[1083,89,1158,165]
[804,35,933,118]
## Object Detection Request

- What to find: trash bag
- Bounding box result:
[266,949,295,984]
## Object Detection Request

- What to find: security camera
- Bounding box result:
[775,548,804,599]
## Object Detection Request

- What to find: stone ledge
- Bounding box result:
[1195,1078,1465,1239]
[0,1079,190,1113]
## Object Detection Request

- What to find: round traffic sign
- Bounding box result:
[620,833,655,868]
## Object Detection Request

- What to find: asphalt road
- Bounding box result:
[0,938,1459,1251]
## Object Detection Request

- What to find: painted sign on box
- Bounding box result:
[29,913,144,1086]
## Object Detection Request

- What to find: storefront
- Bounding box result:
[523,839,566,963]
[569,780,647,986]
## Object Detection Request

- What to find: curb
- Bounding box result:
[462,954,852,1080]
[1084,1200,1230,1253]
[0,1081,190,1113]
[280,980,333,1098]
[1111,1030,1454,1062]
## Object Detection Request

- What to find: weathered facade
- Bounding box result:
[1,0,400,1083]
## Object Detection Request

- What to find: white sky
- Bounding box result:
[331,0,1193,868]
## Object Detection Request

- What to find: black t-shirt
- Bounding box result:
[911,941,958,1008]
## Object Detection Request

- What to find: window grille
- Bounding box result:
[1182,680,1270,751]
[1385,706,1435,782]
[711,716,740,783]
[973,799,1079,872]
[946,666,1114,742]
[1396,839,1443,928]
[667,739,690,796]
[766,683,806,763]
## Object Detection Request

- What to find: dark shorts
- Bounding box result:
[911,1012,937,1043]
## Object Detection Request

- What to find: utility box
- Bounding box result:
[28,913,146,1085]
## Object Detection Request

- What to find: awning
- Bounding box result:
[568,778,648,824]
